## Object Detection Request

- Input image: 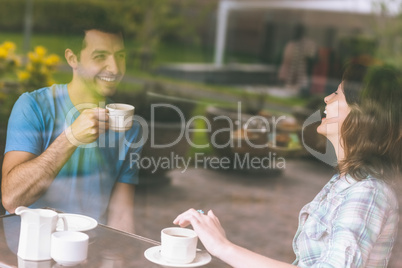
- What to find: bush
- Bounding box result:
[18,45,60,91]
[0,0,119,34]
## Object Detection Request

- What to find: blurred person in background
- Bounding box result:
[278,24,317,97]
[1,21,142,233]
[174,64,401,267]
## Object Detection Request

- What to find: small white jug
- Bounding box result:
[15,206,68,261]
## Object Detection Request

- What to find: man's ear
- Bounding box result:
[65,49,78,69]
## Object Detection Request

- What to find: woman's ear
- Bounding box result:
[65,48,78,69]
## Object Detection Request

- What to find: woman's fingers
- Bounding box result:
[173,208,204,227]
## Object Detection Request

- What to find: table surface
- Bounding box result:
[0,213,228,268]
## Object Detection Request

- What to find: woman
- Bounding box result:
[174,64,401,268]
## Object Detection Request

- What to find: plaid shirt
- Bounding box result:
[292,174,399,268]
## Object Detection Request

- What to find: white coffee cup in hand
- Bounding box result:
[51,231,88,266]
[161,227,198,264]
[106,103,135,132]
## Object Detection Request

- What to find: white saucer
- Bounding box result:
[144,246,212,268]
[56,213,98,232]
[52,258,84,267]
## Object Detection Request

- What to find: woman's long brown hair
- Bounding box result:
[338,65,402,181]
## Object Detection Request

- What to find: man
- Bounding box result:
[1,23,142,233]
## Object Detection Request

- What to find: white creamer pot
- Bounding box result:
[15,206,68,261]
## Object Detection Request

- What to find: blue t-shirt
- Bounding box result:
[4,84,142,223]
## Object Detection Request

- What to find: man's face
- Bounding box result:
[75,29,126,98]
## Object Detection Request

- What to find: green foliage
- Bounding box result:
[338,36,378,64]
[113,0,214,45]
[0,0,25,32]
[0,0,108,33]
[371,0,402,67]
[0,0,215,59]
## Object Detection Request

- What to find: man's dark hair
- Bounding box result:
[64,8,124,57]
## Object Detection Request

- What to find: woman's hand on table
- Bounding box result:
[173,208,232,258]
[174,208,297,268]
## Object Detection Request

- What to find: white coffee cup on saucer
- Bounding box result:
[50,231,88,266]
[160,227,198,264]
[106,103,135,132]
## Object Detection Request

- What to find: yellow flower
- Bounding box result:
[2,41,16,52]
[44,54,60,67]
[34,46,47,58]
[17,70,31,81]
[0,47,7,59]
[28,51,36,61]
